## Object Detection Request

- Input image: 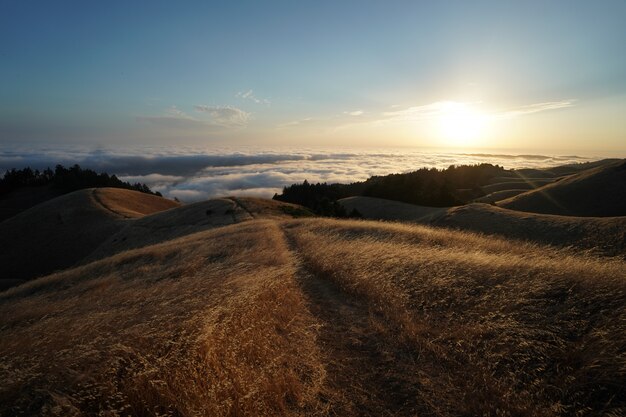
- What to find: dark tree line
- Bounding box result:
[274,163,504,216]
[272,180,362,217]
[0,164,160,196]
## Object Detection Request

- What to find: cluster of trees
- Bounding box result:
[0,164,160,196]
[274,163,504,216]
[361,163,504,206]
[273,180,361,217]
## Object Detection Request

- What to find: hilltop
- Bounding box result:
[0,188,179,290]
[0,164,161,222]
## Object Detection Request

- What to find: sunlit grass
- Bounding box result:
[1,216,624,416]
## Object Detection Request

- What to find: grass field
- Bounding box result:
[340,196,626,257]
[500,160,626,216]
[1,214,624,416]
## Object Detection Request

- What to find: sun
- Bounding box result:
[437,102,488,147]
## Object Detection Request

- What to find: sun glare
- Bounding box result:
[437,102,488,146]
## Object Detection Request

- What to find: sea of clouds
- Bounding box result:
[0,146,599,202]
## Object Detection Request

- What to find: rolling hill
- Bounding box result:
[1,215,624,416]
[339,196,626,257]
[0,188,179,290]
[0,189,313,290]
[499,159,626,216]
[2,157,626,416]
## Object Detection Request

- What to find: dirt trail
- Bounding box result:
[227,197,253,217]
[90,189,133,219]
[280,224,424,416]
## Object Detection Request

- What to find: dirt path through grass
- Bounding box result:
[280,224,424,416]
[90,188,134,219]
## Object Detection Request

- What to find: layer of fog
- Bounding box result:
[0,147,596,202]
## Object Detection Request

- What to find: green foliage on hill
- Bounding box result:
[0,164,160,196]
[274,163,504,216]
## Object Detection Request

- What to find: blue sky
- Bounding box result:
[1,0,625,152]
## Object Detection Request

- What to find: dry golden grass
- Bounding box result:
[0,188,181,288]
[93,188,179,218]
[340,196,626,257]
[285,218,626,416]
[1,213,625,416]
[481,178,557,194]
[473,189,528,204]
[232,197,315,219]
[0,221,326,416]
[499,159,626,216]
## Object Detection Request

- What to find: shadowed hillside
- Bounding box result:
[0,188,179,290]
[274,159,621,216]
[499,159,626,216]
[1,216,625,416]
[0,191,314,290]
[339,196,626,257]
[85,197,311,261]
[0,165,161,222]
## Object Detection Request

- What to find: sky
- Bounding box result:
[1,0,625,154]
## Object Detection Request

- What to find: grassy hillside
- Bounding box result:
[1,215,625,416]
[0,164,162,222]
[0,221,324,416]
[0,188,179,290]
[499,159,626,216]
[473,188,528,204]
[0,185,65,222]
[85,197,311,261]
[340,196,447,222]
[0,192,314,290]
[339,196,626,257]
[481,178,557,194]
[92,188,179,218]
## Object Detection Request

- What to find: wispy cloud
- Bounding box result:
[373,99,577,125]
[137,104,251,130]
[277,117,314,128]
[194,105,251,127]
[236,89,270,105]
[135,106,206,129]
[344,110,364,116]
[382,101,457,122]
[498,100,575,118]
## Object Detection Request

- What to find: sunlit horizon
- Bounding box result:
[1,1,625,154]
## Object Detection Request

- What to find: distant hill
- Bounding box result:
[274,163,506,215]
[339,196,626,257]
[274,159,620,216]
[0,164,161,222]
[499,159,626,216]
[0,191,311,290]
[472,189,528,204]
[0,188,179,290]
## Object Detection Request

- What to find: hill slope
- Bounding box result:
[499,159,626,216]
[0,188,179,289]
[339,196,626,256]
[0,185,65,222]
[1,216,625,416]
[0,192,313,289]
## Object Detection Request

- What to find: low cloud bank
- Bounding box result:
[0,147,597,203]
